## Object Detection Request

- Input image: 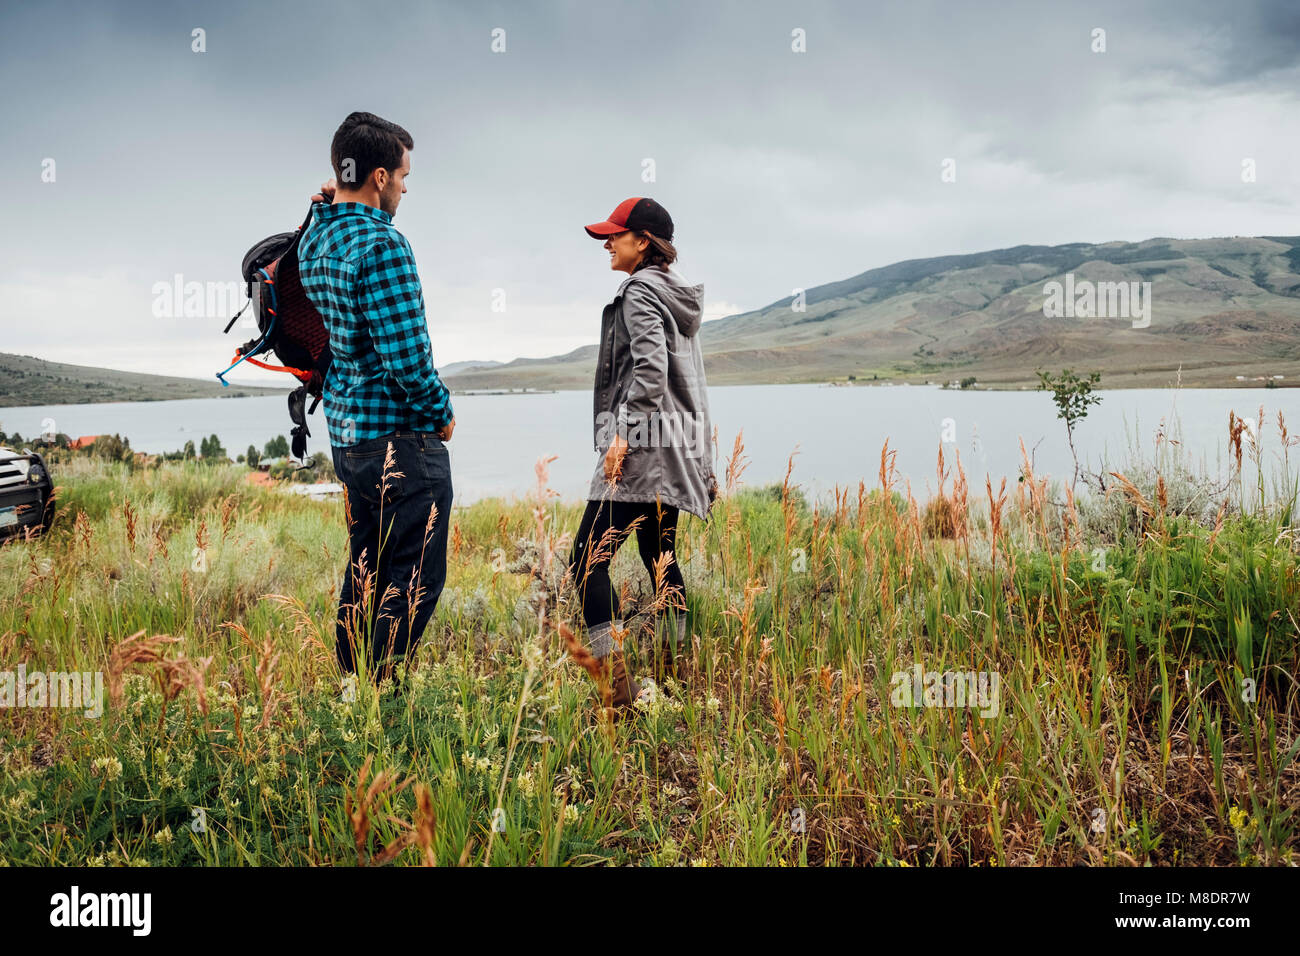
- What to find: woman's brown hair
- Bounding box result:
[633,231,677,272]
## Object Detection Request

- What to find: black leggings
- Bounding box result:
[569,498,685,629]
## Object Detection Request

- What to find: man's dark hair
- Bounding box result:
[330,111,414,188]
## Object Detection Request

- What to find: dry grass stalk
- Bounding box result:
[224,621,288,731]
[344,754,418,866]
[106,630,182,704]
[780,449,800,548]
[265,592,331,669]
[559,621,609,705]
[986,475,1007,573]
[725,430,749,493]
[106,630,212,721]
[122,499,138,551]
[219,493,239,535]
[1106,471,1155,521]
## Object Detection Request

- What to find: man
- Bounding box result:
[299,111,456,686]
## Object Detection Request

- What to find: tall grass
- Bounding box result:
[0,410,1296,866]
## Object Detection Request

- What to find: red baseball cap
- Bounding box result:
[584,197,674,242]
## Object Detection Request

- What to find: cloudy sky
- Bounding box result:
[3,0,1299,384]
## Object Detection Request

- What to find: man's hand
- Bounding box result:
[311,178,337,204]
[436,417,456,442]
[604,433,629,482]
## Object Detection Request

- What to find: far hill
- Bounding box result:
[443,236,1300,390]
[0,353,289,407]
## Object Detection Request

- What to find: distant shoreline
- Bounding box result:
[1,377,1294,412]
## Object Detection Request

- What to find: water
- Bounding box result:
[1,385,1294,507]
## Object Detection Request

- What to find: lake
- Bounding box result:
[1,384,1295,507]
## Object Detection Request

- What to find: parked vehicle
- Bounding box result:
[0,447,54,541]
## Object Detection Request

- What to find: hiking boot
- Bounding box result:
[606,651,643,710]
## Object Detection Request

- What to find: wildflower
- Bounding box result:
[92,756,123,782]
[154,826,174,846]
[517,769,536,798]
[563,804,579,824]
[705,696,721,716]
[6,791,34,815]
[658,838,680,864]
[637,679,662,705]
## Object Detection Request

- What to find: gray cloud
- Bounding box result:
[3,0,1298,381]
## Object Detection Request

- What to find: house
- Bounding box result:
[68,435,99,450]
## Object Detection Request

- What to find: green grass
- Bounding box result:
[0,423,1297,867]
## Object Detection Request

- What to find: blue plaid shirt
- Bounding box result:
[298,201,453,447]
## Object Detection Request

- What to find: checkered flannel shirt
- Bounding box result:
[298,201,453,447]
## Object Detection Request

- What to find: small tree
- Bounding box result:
[1037,369,1102,491]
[263,435,290,459]
[201,433,226,463]
[246,444,260,469]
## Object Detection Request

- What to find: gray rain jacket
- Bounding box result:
[587,264,718,519]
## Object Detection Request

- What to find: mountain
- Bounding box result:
[438,359,504,376]
[0,353,289,407]
[442,236,1300,390]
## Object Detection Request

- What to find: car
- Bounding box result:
[0,446,55,541]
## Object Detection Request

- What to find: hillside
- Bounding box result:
[0,353,289,407]
[443,236,1300,390]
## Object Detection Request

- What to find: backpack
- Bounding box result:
[216,206,332,460]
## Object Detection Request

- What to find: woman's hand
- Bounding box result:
[604,433,629,482]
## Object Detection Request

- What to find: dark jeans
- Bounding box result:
[569,498,684,631]
[331,431,452,682]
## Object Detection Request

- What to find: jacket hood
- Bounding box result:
[619,266,704,337]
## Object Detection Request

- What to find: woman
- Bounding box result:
[570,197,718,711]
